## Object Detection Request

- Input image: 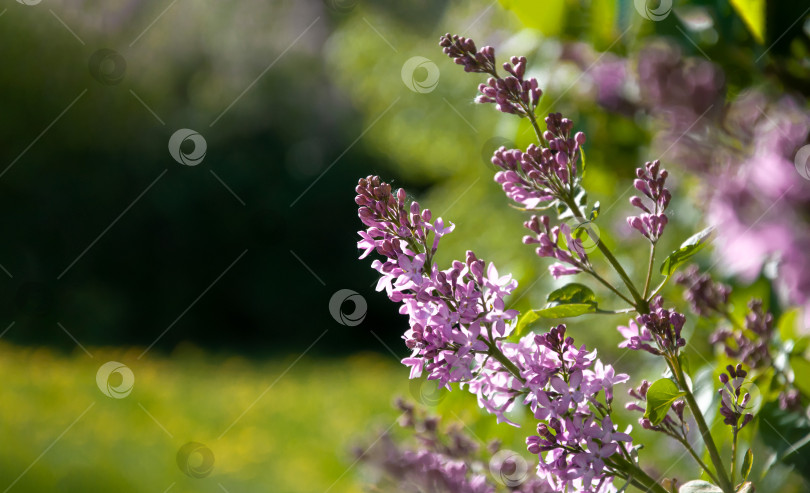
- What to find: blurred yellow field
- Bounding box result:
[0,343,409,493]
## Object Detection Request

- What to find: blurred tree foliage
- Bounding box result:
[1,0,808,359]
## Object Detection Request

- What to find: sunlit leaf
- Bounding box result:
[730,0,765,44]
[741,448,753,481]
[659,226,714,276]
[644,378,685,425]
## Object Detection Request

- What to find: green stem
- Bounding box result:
[672,359,734,493]
[730,426,738,486]
[481,337,525,384]
[675,435,721,486]
[643,243,656,299]
[566,198,646,308]
[586,268,637,306]
[608,456,669,493]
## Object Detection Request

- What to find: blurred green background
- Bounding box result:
[1,0,808,491]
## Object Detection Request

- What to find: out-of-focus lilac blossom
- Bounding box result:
[627,160,671,243]
[709,299,773,369]
[674,265,731,317]
[565,38,810,327]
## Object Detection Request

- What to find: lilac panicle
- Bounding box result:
[718,364,754,430]
[356,178,634,490]
[439,33,496,74]
[517,325,632,492]
[675,265,731,317]
[490,115,585,210]
[709,299,773,369]
[440,32,542,117]
[616,296,685,356]
[627,160,671,242]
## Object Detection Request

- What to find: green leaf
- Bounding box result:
[730,0,765,44]
[741,448,753,481]
[659,226,714,276]
[514,284,599,334]
[546,283,596,305]
[514,310,541,337]
[644,378,686,425]
[538,283,598,318]
[678,480,722,492]
[535,303,597,318]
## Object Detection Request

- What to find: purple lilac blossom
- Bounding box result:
[357,176,635,492]
[718,364,754,430]
[627,160,671,242]
[569,39,810,329]
[616,296,685,356]
[674,265,731,318]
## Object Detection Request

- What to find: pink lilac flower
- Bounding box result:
[491,121,586,210]
[439,33,541,117]
[357,176,518,388]
[627,160,671,242]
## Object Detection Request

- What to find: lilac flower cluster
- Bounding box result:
[626,380,687,437]
[523,215,589,279]
[356,176,518,389]
[508,326,633,492]
[439,33,541,116]
[439,33,496,74]
[356,399,494,493]
[616,296,685,356]
[627,160,671,242]
[357,399,559,493]
[709,300,774,369]
[357,175,638,492]
[490,119,586,210]
[569,39,810,326]
[674,265,731,318]
[718,364,754,430]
